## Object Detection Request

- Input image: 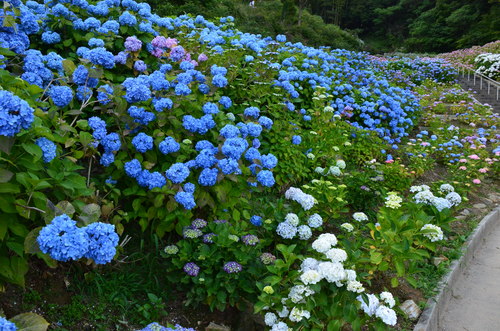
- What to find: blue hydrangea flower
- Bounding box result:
[198,168,218,186]
[258,116,273,129]
[84,222,119,264]
[153,98,173,112]
[37,214,89,262]
[218,158,240,175]
[250,215,263,226]
[212,74,228,88]
[102,133,121,152]
[100,152,114,167]
[89,38,105,48]
[97,84,113,105]
[169,46,185,62]
[87,47,115,69]
[202,102,219,115]
[132,132,153,153]
[245,147,261,161]
[292,135,302,145]
[49,86,73,107]
[124,36,142,52]
[119,11,137,26]
[244,106,260,118]
[41,31,60,44]
[195,149,218,168]
[166,163,190,184]
[0,90,34,137]
[257,170,275,187]
[122,77,151,103]
[175,191,196,209]
[222,138,248,160]
[134,60,147,72]
[88,116,107,140]
[184,183,195,193]
[247,123,263,137]
[220,124,240,139]
[261,154,278,169]
[159,136,180,154]
[72,65,98,87]
[124,159,142,178]
[0,317,16,331]
[128,106,155,125]
[219,96,232,109]
[36,137,57,162]
[76,86,92,101]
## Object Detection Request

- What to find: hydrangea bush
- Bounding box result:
[0,0,497,329]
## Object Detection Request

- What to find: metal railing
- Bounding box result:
[458,65,500,101]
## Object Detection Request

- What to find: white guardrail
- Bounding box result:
[458,65,500,101]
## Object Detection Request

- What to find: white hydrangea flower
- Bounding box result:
[328,166,341,176]
[300,258,319,272]
[414,190,435,204]
[318,262,345,283]
[271,322,289,331]
[312,238,331,253]
[278,306,289,318]
[380,291,395,308]
[288,285,314,303]
[375,305,397,326]
[285,213,300,226]
[336,159,346,169]
[264,312,278,326]
[284,187,317,210]
[446,192,462,206]
[297,225,312,240]
[341,223,354,232]
[300,269,322,285]
[325,248,348,263]
[353,212,368,222]
[314,167,325,174]
[347,280,364,293]
[357,293,380,316]
[307,213,323,228]
[421,224,444,242]
[307,153,315,159]
[317,233,338,246]
[344,269,357,281]
[385,192,402,209]
[432,197,452,211]
[410,185,430,193]
[439,183,454,193]
[289,307,310,322]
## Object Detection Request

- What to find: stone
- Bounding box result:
[455,215,466,221]
[487,193,499,202]
[433,256,449,266]
[400,300,421,320]
[206,323,231,331]
[460,209,470,216]
[473,203,487,209]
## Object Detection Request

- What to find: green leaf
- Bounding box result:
[0,169,13,182]
[390,277,399,288]
[370,251,383,265]
[0,183,20,193]
[0,136,15,154]
[24,227,42,254]
[55,201,75,217]
[10,312,49,331]
[77,203,101,225]
[232,209,240,221]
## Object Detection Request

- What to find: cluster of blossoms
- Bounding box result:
[0,317,16,331]
[275,212,320,240]
[352,212,368,222]
[411,184,461,210]
[284,187,316,210]
[264,233,397,328]
[0,90,34,137]
[37,214,119,264]
[137,322,195,331]
[421,224,444,242]
[384,192,403,209]
[314,159,347,177]
[357,292,397,326]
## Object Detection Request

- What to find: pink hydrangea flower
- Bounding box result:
[468,154,480,160]
[459,166,467,170]
[472,179,481,184]
[479,168,488,173]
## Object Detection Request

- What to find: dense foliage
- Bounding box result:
[144,0,500,53]
[0,0,499,329]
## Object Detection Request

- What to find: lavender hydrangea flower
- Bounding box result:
[183,262,200,276]
[223,261,242,274]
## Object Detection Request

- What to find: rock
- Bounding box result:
[433,256,449,266]
[473,203,487,209]
[206,322,231,331]
[481,198,493,205]
[487,193,500,202]
[400,300,422,320]
[455,215,466,221]
[460,209,470,216]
